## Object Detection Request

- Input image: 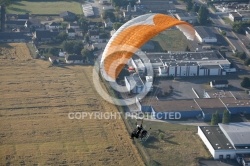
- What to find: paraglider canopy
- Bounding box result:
[101,13,195,82]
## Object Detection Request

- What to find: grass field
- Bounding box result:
[0,43,144,165]
[7,1,83,14]
[152,29,188,52]
[139,120,211,166]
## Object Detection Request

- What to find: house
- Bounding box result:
[92,42,107,50]
[68,22,79,29]
[88,30,99,42]
[17,14,29,21]
[33,30,59,41]
[48,22,62,30]
[195,26,217,43]
[210,80,229,88]
[0,32,32,42]
[66,28,76,38]
[49,56,59,64]
[5,20,26,29]
[60,11,77,21]
[198,122,250,161]
[103,18,113,28]
[175,12,197,24]
[65,54,84,64]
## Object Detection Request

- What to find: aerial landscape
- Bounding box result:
[0,0,250,166]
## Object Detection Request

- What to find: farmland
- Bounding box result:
[7,1,83,14]
[0,43,144,165]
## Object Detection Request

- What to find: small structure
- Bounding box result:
[68,22,80,29]
[65,54,83,64]
[60,11,77,21]
[103,18,113,28]
[125,73,144,94]
[49,56,59,64]
[66,28,76,38]
[195,26,217,43]
[88,30,100,42]
[210,80,229,88]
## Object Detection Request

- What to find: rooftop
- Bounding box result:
[195,26,216,39]
[144,51,224,62]
[220,98,250,108]
[194,98,226,114]
[219,122,250,147]
[141,98,201,112]
[199,126,234,150]
[125,73,144,87]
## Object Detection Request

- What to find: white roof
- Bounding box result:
[219,122,250,146]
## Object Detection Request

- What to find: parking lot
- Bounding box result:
[150,75,250,100]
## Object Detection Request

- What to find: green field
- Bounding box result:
[152,29,188,52]
[133,120,212,166]
[7,1,83,14]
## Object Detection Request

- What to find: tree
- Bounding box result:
[0,0,10,5]
[113,22,123,30]
[192,4,200,13]
[241,77,250,88]
[186,0,193,11]
[211,111,219,125]
[185,45,190,52]
[62,41,84,54]
[78,15,88,32]
[73,41,84,55]
[57,32,68,42]
[198,6,209,25]
[244,58,250,66]
[81,48,92,61]
[49,47,59,56]
[221,30,226,36]
[234,52,247,60]
[232,22,244,33]
[222,110,230,124]
[102,10,116,22]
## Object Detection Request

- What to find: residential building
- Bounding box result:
[33,30,59,41]
[103,18,113,28]
[66,28,76,38]
[88,30,99,42]
[68,22,79,29]
[229,11,250,22]
[60,11,77,21]
[0,32,32,42]
[65,55,84,64]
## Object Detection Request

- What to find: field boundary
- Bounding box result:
[97,70,151,166]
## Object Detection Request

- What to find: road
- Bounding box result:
[193,0,250,55]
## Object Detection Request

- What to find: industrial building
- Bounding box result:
[131,51,235,77]
[198,122,250,165]
[195,26,217,43]
[135,97,250,121]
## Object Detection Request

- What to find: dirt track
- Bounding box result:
[0,43,144,165]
